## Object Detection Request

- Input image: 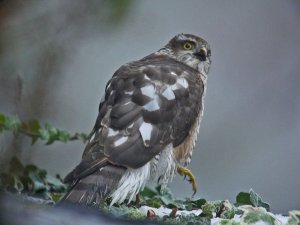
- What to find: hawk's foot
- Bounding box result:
[177,166,197,196]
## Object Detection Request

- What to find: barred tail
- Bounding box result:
[61,165,125,207]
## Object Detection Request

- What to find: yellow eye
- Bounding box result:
[183,42,193,50]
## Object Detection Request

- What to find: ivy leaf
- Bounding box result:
[4,115,21,132]
[217,200,235,219]
[167,200,186,210]
[45,124,59,145]
[38,129,50,140]
[201,201,216,218]
[145,198,164,208]
[182,200,194,211]
[193,198,207,208]
[236,189,270,211]
[58,130,70,142]
[158,187,174,205]
[220,219,241,225]
[140,186,158,198]
[24,165,47,193]
[236,192,251,206]
[45,174,67,192]
[76,133,88,142]
[28,120,41,144]
[243,211,276,225]
[249,189,270,211]
[287,210,300,225]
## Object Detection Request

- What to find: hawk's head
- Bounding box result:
[159,34,211,75]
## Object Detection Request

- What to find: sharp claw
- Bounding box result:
[192,189,197,198]
[192,185,197,197]
[177,166,198,195]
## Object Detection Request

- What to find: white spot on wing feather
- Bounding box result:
[143,99,160,111]
[139,122,153,147]
[161,87,175,100]
[107,128,118,137]
[140,85,155,98]
[176,77,189,88]
[144,74,151,80]
[114,136,128,147]
[125,90,134,95]
[170,83,180,91]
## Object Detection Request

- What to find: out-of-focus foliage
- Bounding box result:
[102,0,134,24]
[0,113,88,144]
[0,157,67,203]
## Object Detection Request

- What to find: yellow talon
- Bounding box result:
[177,166,197,196]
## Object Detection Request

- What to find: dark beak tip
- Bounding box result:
[194,51,207,61]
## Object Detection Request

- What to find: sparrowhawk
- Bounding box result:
[63,33,212,207]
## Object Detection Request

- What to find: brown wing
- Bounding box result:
[65,55,204,183]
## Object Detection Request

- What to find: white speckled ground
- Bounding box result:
[139,206,290,225]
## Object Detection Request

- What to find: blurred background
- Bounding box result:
[0,0,299,213]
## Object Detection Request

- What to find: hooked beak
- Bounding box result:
[193,48,207,61]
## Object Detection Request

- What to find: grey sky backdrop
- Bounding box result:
[0,0,299,213]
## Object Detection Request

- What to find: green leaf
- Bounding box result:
[217,200,235,219]
[58,130,70,142]
[123,208,145,220]
[45,174,66,192]
[193,198,207,208]
[38,129,50,140]
[201,201,216,218]
[249,189,270,211]
[236,192,251,206]
[145,198,164,208]
[182,200,194,211]
[45,124,59,144]
[160,195,174,205]
[220,219,241,225]
[173,198,207,211]
[28,120,41,144]
[287,210,300,225]
[243,211,276,225]
[4,115,21,132]
[140,186,158,198]
[24,165,47,192]
[50,192,65,203]
[77,133,88,142]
